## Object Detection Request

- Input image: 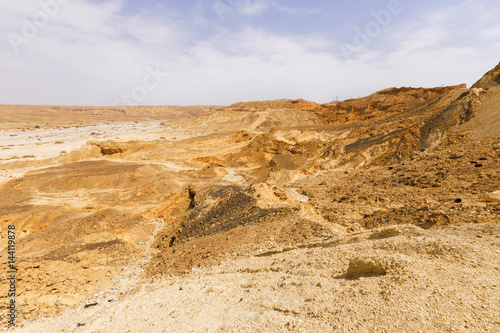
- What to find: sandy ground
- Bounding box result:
[0,122,164,161]
[10,222,500,333]
[0,121,214,185]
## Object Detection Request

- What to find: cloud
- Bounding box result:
[336,0,500,87]
[479,26,500,40]
[0,0,177,104]
[0,0,499,106]
[211,0,300,21]
[236,0,269,16]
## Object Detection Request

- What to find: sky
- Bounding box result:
[0,0,499,106]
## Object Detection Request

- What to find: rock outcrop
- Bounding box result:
[472,61,500,89]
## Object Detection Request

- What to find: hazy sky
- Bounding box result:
[1,0,499,106]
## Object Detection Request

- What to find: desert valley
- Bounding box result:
[0,62,499,332]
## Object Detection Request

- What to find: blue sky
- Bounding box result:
[1,0,499,106]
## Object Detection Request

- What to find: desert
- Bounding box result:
[0,60,498,332]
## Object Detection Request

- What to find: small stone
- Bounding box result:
[485,191,500,204]
[84,302,98,308]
